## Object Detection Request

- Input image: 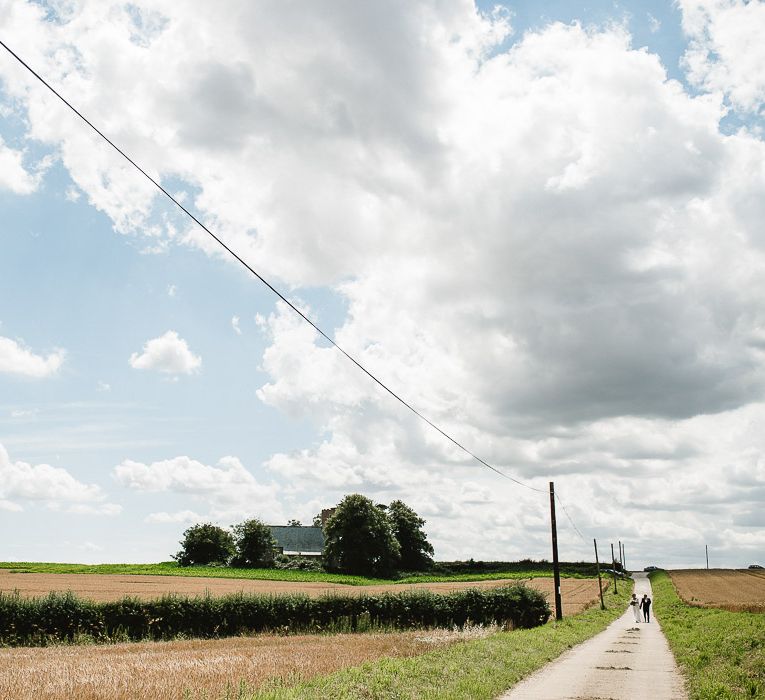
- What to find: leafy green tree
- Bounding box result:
[323,494,400,576]
[231,518,277,567]
[388,500,434,571]
[173,523,235,566]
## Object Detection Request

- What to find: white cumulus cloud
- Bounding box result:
[679,0,765,113]
[0,499,23,512]
[0,137,45,194]
[66,503,123,516]
[144,509,203,524]
[114,455,283,523]
[129,330,201,375]
[0,442,120,514]
[0,335,65,378]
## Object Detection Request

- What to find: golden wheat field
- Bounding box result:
[0,571,603,614]
[0,627,493,700]
[669,569,765,613]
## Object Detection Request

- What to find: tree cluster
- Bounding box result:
[173,518,275,568]
[171,495,435,579]
[323,494,434,576]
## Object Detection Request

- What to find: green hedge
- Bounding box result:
[0,584,549,647]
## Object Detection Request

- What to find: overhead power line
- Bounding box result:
[556,492,586,541]
[0,38,545,494]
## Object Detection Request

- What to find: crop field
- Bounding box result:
[668,569,765,613]
[653,570,765,698]
[0,627,490,700]
[0,570,604,614]
[0,579,616,700]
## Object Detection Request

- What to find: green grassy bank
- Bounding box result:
[650,570,765,699]
[251,582,632,699]
[0,561,597,585]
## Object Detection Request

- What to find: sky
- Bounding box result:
[1,0,764,569]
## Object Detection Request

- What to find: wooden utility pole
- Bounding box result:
[610,542,618,594]
[549,481,563,621]
[622,542,627,573]
[594,538,605,610]
[618,540,623,572]
[706,545,709,569]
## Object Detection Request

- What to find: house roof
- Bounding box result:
[269,525,324,553]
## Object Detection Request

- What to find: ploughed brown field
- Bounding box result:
[669,569,765,613]
[0,627,491,700]
[0,571,603,614]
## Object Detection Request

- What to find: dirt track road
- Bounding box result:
[498,573,687,700]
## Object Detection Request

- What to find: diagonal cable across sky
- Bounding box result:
[0,38,571,506]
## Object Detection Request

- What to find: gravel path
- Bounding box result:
[498,572,687,700]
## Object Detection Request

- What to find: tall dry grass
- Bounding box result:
[0,627,494,700]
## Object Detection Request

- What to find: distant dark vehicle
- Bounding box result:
[644,565,659,572]
[749,564,764,569]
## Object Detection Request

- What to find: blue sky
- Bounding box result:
[1,0,765,568]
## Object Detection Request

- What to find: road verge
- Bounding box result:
[650,570,764,699]
[254,582,632,699]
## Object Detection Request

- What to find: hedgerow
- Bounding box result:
[0,584,549,647]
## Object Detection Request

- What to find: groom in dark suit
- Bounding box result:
[641,593,652,622]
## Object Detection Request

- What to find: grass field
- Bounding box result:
[0,562,388,586]
[0,560,597,585]
[669,569,765,613]
[652,570,765,699]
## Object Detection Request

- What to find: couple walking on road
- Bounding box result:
[630,592,652,623]
[500,573,687,700]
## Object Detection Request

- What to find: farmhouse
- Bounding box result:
[269,525,324,557]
